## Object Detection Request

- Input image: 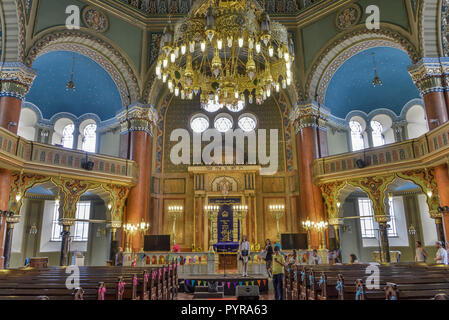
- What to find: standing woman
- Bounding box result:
[264,239,274,278]
[415,241,427,262]
[239,235,250,277]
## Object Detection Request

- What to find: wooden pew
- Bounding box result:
[354,279,367,300]
[385,282,399,300]
[317,273,327,300]
[307,270,317,300]
[299,267,307,300]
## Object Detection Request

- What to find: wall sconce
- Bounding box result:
[15,193,22,203]
[29,224,38,235]
[336,201,341,209]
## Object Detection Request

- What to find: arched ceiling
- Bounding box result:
[26,51,122,121]
[325,47,421,119]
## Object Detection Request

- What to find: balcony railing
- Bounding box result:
[0,127,138,185]
[312,121,449,184]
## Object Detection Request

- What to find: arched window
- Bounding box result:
[62,124,74,149]
[81,123,97,153]
[349,120,365,151]
[371,120,385,147]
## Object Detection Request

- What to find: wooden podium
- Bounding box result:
[218,254,237,271]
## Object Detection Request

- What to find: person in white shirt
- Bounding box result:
[239,236,251,277]
[309,249,321,265]
[434,241,448,265]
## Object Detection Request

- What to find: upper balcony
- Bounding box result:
[0,127,137,186]
[312,121,449,184]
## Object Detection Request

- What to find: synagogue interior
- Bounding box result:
[0,0,449,301]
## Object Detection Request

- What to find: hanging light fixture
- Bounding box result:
[66,54,76,91]
[371,52,382,87]
[155,0,294,112]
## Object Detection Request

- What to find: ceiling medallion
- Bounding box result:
[82,6,109,33]
[155,0,295,111]
[335,4,362,31]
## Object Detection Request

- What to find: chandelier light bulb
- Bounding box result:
[248,94,253,104]
[163,58,168,68]
[286,77,291,86]
[181,89,185,99]
[175,87,180,96]
[278,47,283,59]
[282,79,286,89]
[227,36,233,48]
[170,52,176,63]
[181,44,186,55]
[256,42,261,53]
[267,87,271,97]
[162,74,167,83]
[201,41,206,52]
[168,80,173,89]
[284,52,290,62]
[189,41,195,53]
[235,91,239,99]
[286,61,291,70]
[275,82,280,92]
[217,39,223,50]
[248,38,254,50]
[268,46,274,57]
[238,37,244,48]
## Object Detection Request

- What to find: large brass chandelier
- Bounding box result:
[155,0,294,111]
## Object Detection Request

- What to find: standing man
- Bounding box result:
[115,247,124,266]
[434,241,448,265]
[272,246,286,300]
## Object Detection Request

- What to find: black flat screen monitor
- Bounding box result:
[281,233,308,250]
[143,235,171,251]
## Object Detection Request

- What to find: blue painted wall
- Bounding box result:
[325,47,420,119]
[26,51,122,121]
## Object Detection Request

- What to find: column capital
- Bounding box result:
[5,215,20,226]
[118,103,158,136]
[289,100,330,134]
[58,218,75,227]
[0,62,37,100]
[328,218,343,226]
[408,58,444,95]
[375,215,390,224]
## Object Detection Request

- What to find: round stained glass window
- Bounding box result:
[238,114,257,132]
[190,114,209,133]
[202,100,222,113]
[214,114,233,133]
[226,100,245,113]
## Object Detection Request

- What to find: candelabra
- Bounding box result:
[204,205,219,252]
[269,204,285,242]
[301,218,313,250]
[138,219,150,252]
[233,205,248,240]
[314,220,329,250]
[168,205,183,246]
[124,223,138,253]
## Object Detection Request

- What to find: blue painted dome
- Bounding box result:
[325,47,421,119]
[26,51,123,121]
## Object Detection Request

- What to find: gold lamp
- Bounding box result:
[269,204,285,243]
[155,0,295,112]
[168,205,183,246]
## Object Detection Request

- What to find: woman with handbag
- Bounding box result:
[239,235,250,277]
